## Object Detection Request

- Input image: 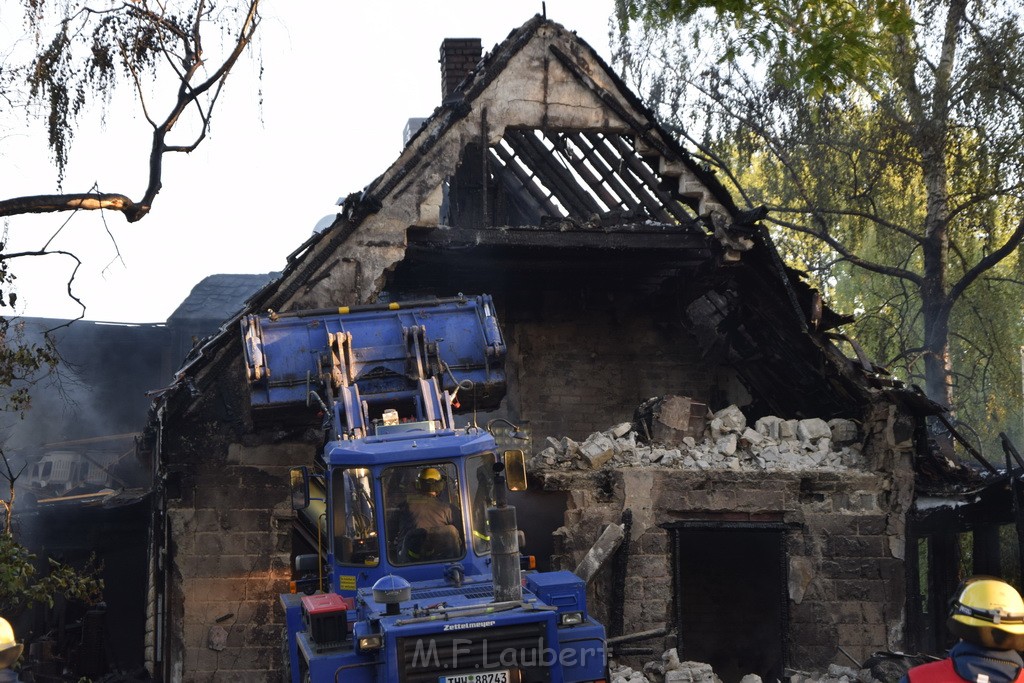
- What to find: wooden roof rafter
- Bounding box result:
[502,129,601,217]
[484,128,700,227]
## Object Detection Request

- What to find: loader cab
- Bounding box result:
[291,431,527,597]
[330,455,502,579]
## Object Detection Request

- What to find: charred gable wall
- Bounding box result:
[148,18,918,681]
[502,291,725,441]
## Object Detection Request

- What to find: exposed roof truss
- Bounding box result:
[484,129,699,227]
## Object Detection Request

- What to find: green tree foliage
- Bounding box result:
[616,0,913,95]
[0,453,103,642]
[0,531,102,618]
[615,0,1024,448]
[0,249,57,420]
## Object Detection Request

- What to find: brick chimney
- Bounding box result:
[440,38,482,100]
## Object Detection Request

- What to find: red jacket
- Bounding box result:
[908,658,1024,683]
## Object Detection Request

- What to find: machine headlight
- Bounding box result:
[357,634,383,651]
[559,611,584,627]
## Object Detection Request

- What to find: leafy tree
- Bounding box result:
[0,527,103,619]
[0,537,101,679]
[0,449,103,662]
[0,0,256,644]
[0,0,262,497]
[614,0,1024,442]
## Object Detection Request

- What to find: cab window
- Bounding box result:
[382,463,464,565]
[466,453,498,555]
[331,467,379,566]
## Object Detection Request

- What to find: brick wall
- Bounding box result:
[162,433,313,681]
[440,38,482,100]
[507,304,725,442]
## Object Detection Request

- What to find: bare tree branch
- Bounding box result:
[947,216,1024,308]
[767,215,924,285]
[0,0,262,224]
[0,193,138,218]
[0,449,26,535]
[768,204,926,245]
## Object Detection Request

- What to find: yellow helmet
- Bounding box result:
[417,467,444,494]
[947,577,1024,650]
[0,617,23,669]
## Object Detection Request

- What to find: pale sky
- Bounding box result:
[2,1,617,323]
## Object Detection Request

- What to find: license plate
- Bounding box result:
[440,670,509,683]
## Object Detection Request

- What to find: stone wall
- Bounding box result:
[539,403,914,673]
[166,444,307,682]
[153,352,319,682]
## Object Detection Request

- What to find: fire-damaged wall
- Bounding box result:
[540,401,916,679]
[147,292,743,680]
[147,352,317,679]
[149,296,919,680]
[506,295,727,441]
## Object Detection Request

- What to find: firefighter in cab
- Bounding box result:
[397,467,462,561]
[902,577,1024,683]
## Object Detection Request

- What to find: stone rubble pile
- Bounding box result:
[530,404,864,473]
[609,649,885,683]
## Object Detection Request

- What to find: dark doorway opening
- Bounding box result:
[668,522,788,682]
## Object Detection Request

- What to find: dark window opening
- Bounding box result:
[909,524,1024,654]
[999,524,1022,587]
[907,531,963,653]
[668,523,788,683]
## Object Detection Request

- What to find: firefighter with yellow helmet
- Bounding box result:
[0,617,22,671]
[902,577,1024,683]
[396,466,462,562]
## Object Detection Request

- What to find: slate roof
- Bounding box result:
[167,273,280,324]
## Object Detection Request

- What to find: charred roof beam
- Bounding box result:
[582,133,676,224]
[548,133,631,214]
[503,130,604,218]
[564,132,647,219]
[488,168,542,225]
[603,134,696,225]
[489,143,564,219]
[407,222,714,253]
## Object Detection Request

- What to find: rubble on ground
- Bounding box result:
[609,650,886,683]
[530,401,864,473]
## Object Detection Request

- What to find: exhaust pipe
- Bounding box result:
[487,464,522,603]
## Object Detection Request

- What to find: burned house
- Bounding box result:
[140,15,1009,682]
